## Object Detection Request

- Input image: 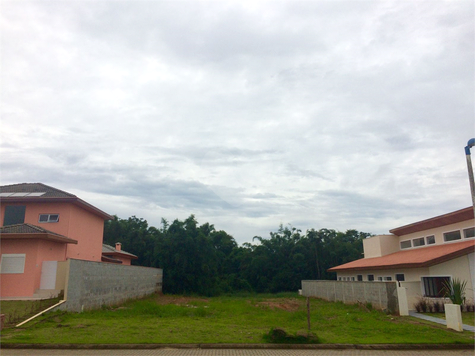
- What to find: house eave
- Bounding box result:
[328,244,475,273]
[1,196,113,220]
[0,233,78,244]
[102,252,138,259]
[390,207,474,236]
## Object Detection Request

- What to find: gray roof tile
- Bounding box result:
[0,223,77,244]
[0,183,76,198]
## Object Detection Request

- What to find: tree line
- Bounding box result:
[103,215,370,296]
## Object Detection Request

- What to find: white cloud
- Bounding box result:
[1,0,474,243]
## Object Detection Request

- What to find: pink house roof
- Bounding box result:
[390,207,474,236]
[102,244,138,259]
[0,223,78,244]
[0,183,113,220]
[328,239,475,272]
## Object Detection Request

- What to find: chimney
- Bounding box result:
[115,242,122,251]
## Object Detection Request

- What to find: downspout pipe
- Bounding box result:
[465,138,475,219]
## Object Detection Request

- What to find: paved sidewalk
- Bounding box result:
[2,349,474,356]
[409,311,475,332]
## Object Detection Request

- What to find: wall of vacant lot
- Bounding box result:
[58,259,163,312]
[301,280,399,314]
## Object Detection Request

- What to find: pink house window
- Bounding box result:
[0,254,26,274]
[4,206,26,226]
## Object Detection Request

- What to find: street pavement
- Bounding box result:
[1,349,474,356]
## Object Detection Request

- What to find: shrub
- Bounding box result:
[462,303,474,313]
[414,297,430,313]
[443,278,467,305]
[433,300,444,313]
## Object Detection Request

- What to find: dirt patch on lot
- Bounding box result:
[255,299,301,312]
[153,294,209,305]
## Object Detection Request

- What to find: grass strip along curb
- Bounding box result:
[2,344,474,350]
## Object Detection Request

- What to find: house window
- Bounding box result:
[396,274,405,281]
[422,276,450,298]
[3,206,26,226]
[38,214,59,223]
[426,235,435,245]
[357,275,363,281]
[0,254,26,274]
[377,277,383,281]
[384,277,392,281]
[367,274,374,281]
[443,230,461,242]
[338,277,342,281]
[413,237,425,247]
[351,277,355,281]
[463,227,475,239]
[400,240,411,249]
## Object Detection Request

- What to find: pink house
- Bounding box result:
[0,183,133,299]
[102,243,138,265]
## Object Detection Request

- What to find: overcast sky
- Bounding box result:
[1,0,474,244]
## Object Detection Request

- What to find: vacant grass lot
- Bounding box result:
[1,293,474,345]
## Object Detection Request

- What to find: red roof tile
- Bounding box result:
[328,239,475,272]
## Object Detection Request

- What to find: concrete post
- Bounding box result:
[397,286,409,316]
[445,303,463,332]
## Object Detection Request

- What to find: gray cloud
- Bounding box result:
[1,0,474,243]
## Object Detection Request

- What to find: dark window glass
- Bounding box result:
[426,235,435,244]
[38,214,60,223]
[463,227,475,239]
[396,274,405,281]
[422,277,450,297]
[444,231,461,242]
[4,206,26,226]
[367,274,374,281]
[413,237,425,247]
[400,240,411,249]
[357,275,363,281]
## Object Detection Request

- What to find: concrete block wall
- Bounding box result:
[301,280,399,314]
[59,259,163,312]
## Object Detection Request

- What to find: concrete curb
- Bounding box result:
[2,343,474,350]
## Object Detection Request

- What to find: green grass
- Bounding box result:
[424,312,475,326]
[1,293,474,345]
[1,298,62,327]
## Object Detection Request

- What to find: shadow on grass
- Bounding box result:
[263,327,320,344]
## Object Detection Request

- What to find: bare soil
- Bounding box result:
[254,299,302,312]
[151,294,302,312]
[152,294,210,305]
